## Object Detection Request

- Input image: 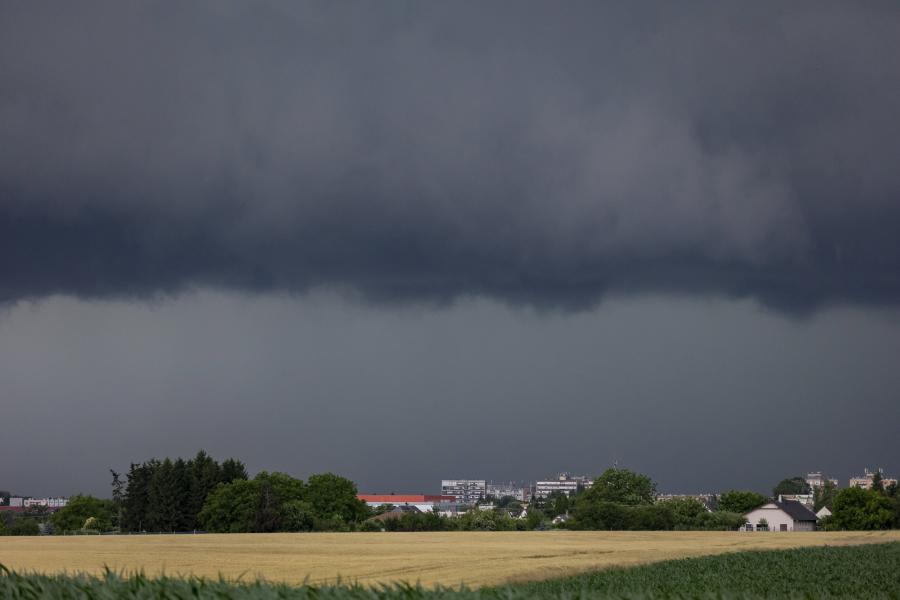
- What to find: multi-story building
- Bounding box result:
[8,497,68,511]
[534,473,593,499]
[486,482,527,502]
[805,472,838,489]
[22,497,68,508]
[441,480,487,504]
[849,468,897,490]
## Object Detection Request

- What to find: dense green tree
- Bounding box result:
[6,517,40,536]
[172,458,192,530]
[524,507,545,530]
[281,499,316,532]
[570,500,630,530]
[199,472,306,533]
[117,451,252,532]
[828,487,893,530]
[886,481,898,498]
[716,490,768,514]
[696,510,747,531]
[569,495,746,531]
[147,458,181,531]
[871,471,884,493]
[189,450,222,526]
[305,473,368,526]
[199,478,260,533]
[221,458,249,484]
[665,498,708,529]
[122,460,156,532]
[814,480,838,512]
[495,495,517,509]
[772,476,811,497]
[582,469,656,506]
[110,470,124,529]
[890,495,900,529]
[51,495,116,533]
[0,490,10,506]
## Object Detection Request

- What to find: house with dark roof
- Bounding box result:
[742,499,818,531]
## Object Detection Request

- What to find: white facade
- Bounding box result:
[534,473,592,498]
[20,497,68,508]
[743,503,816,532]
[441,479,487,504]
[816,506,832,519]
[486,482,526,501]
[805,472,838,489]
[8,496,68,509]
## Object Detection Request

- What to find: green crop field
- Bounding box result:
[2,542,898,599]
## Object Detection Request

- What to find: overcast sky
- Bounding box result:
[2,2,899,498]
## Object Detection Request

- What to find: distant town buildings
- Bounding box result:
[534,473,593,499]
[7,497,68,509]
[805,472,838,489]
[848,468,897,490]
[0,496,69,515]
[486,482,528,502]
[440,480,487,504]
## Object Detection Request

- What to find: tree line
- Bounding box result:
[115,450,248,533]
[3,461,899,535]
[33,450,369,535]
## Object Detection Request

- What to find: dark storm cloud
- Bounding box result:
[2,1,900,311]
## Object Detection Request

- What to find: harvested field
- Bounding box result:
[1,530,898,588]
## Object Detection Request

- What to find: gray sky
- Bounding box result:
[1,2,899,497]
[1,293,898,497]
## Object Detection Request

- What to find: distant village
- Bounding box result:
[3,466,895,533]
[357,467,895,531]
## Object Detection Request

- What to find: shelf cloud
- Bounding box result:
[3,1,899,312]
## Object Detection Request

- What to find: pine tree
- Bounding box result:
[148,458,179,531]
[189,450,222,526]
[221,458,249,484]
[122,461,157,532]
[172,458,192,530]
[871,470,885,493]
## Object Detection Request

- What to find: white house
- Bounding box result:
[743,500,818,531]
[816,506,832,519]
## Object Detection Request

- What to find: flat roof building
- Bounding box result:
[849,468,897,490]
[441,480,486,505]
[534,473,593,499]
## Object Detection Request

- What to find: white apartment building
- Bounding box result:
[486,482,527,502]
[10,497,68,509]
[441,479,487,504]
[534,473,593,499]
[805,472,838,489]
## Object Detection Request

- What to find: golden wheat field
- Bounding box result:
[2,530,899,588]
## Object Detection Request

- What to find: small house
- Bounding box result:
[743,500,817,531]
